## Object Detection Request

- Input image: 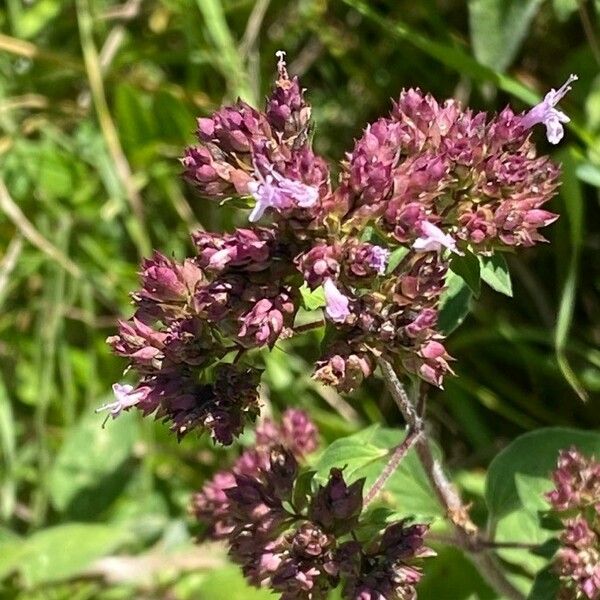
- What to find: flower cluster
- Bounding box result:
[193,410,433,599]
[105,52,571,444]
[193,408,319,538]
[547,447,600,600]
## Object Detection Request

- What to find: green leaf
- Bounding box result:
[0,376,16,521]
[485,427,600,520]
[493,508,552,575]
[195,0,254,102]
[48,404,138,517]
[359,225,375,242]
[153,91,195,143]
[386,246,410,274]
[292,470,317,512]
[576,162,600,187]
[114,84,158,156]
[38,145,74,199]
[552,0,578,21]
[555,148,587,401]
[450,251,481,297]
[528,567,560,600]
[197,565,276,600]
[418,546,499,599]
[312,435,389,482]
[299,284,326,311]
[15,0,61,39]
[584,75,600,133]
[312,426,444,519]
[342,0,539,105]
[482,426,595,581]
[468,0,544,72]
[479,254,513,297]
[438,271,472,334]
[0,524,129,587]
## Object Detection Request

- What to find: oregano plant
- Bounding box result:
[102,53,599,599]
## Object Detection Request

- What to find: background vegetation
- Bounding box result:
[0,0,599,598]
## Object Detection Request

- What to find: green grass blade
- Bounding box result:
[195,0,255,103]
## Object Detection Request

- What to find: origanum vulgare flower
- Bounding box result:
[547,447,600,600]
[106,52,571,443]
[193,408,319,539]
[193,411,433,600]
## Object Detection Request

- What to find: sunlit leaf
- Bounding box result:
[479,254,513,297]
[468,0,544,71]
[49,404,138,517]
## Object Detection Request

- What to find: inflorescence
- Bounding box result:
[548,448,600,600]
[102,51,577,600]
[103,53,570,446]
[194,409,434,600]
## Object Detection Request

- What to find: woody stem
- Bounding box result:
[377,359,525,600]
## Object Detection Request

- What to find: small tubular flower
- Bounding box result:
[323,279,350,324]
[248,169,319,222]
[96,383,148,419]
[520,74,578,144]
[412,221,463,255]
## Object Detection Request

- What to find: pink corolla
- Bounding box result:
[413,221,463,255]
[96,383,147,418]
[323,278,350,323]
[521,74,578,144]
[366,245,390,275]
[247,169,319,222]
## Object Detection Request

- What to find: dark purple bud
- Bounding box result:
[308,469,364,535]
[269,446,299,500]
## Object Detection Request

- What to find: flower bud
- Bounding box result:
[308,469,364,535]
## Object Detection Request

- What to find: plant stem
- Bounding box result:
[364,428,423,507]
[378,359,525,600]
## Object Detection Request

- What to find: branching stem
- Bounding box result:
[377,359,526,600]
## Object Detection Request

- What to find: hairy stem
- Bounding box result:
[378,359,525,600]
[364,428,423,507]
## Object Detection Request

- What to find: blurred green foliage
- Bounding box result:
[0,0,599,598]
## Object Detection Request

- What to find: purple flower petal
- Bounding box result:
[96,383,146,418]
[247,170,318,222]
[520,74,578,144]
[367,245,390,275]
[412,221,463,255]
[323,278,350,323]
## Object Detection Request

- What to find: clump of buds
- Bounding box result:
[547,447,600,600]
[193,410,433,599]
[105,52,570,446]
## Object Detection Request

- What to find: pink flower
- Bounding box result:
[247,169,318,222]
[323,278,350,323]
[520,74,578,144]
[96,383,147,418]
[366,245,390,275]
[413,221,463,255]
